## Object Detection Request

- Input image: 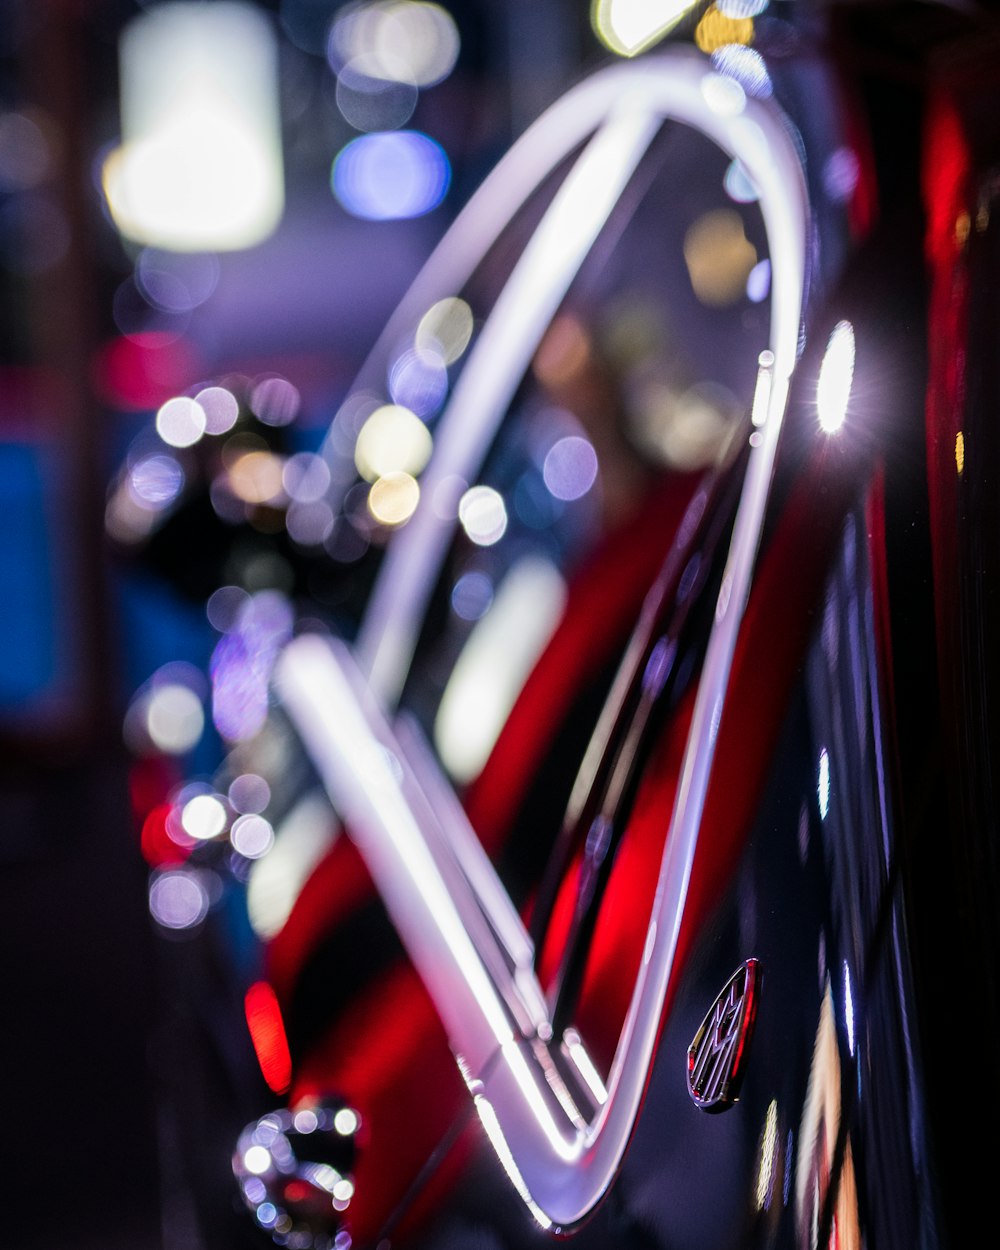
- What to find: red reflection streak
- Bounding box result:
[922,89,970,677]
[245,980,293,1095]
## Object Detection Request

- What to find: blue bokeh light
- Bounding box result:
[332,130,451,221]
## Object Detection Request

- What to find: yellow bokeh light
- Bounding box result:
[682,209,757,307]
[694,5,754,53]
[354,404,432,482]
[228,450,286,505]
[368,471,420,525]
[955,430,965,475]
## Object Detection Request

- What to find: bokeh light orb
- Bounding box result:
[332,130,450,221]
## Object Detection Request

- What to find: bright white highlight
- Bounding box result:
[817,320,855,433]
[334,1108,360,1136]
[242,1146,272,1176]
[181,794,228,841]
[355,404,432,481]
[818,747,830,821]
[591,0,697,57]
[844,962,855,1055]
[156,397,206,449]
[104,2,284,251]
[458,485,508,546]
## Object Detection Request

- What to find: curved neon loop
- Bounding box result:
[280,49,809,1231]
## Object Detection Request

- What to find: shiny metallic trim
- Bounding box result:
[687,959,760,1111]
[279,49,808,1232]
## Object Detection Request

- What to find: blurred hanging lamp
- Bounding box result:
[103,2,284,252]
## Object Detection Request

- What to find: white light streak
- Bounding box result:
[818,747,830,821]
[817,320,855,434]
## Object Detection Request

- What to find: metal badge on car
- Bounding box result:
[687,959,760,1112]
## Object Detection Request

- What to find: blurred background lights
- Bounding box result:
[711,45,772,98]
[694,5,755,53]
[822,147,861,203]
[0,109,51,191]
[332,130,450,221]
[334,1108,360,1136]
[243,1145,272,1176]
[207,584,251,633]
[591,0,697,57]
[229,772,272,814]
[156,395,207,448]
[817,320,855,433]
[718,0,769,14]
[283,452,331,503]
[251,376,301,427]
[196,385,240,435]
[136,249,220,313]
[336,56,419,132]
[451,570,493,621]
[542,435,598,501]
[231,814,275,860]
[103,2,284,251]
[228,449,287,505]
[368,470,420,525]
[211,589,294,741]
[128,454,185,510]
[388,348,448,418]
[328,2,460,87]
[288,500,336,546]
[149,869,210,930]
[256,1202,278,1228]
[294,1109,319,1134]
[181,793,228,841]
[146,682,205,754]
[683,209,757,306]
[355,404,432,480]
[415,296,474,364]
[458,485,507,546]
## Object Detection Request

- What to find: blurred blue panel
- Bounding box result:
[0,443,56,706]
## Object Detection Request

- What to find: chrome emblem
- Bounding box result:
[687,958,760,1111]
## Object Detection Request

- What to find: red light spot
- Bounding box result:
[245,980,293,1094]
[282,1180,311,1205]
[94,332,201,412]
[141,802,190,867]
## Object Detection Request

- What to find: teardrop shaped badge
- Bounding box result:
[687,958,760,1112]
